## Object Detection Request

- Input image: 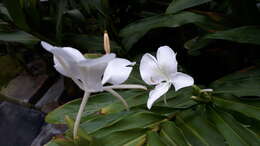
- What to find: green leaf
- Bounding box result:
[210,67,260,97]
[184,36,214,56]
[0,31,39,45]
[56,0,67,40]
[80,0,105,16]
[212,96,260,121]
[176,108,226,146]
[91,112,165,138]
[45,90,144,124]
[204,26,260,45]
[146,131,166,146]
[156,87,196,109]
[207,107,260,146]
[46,86,196,125]
[98,129,146,146]
[3,0,29,30]
[123,134,146,146]
[0,4,12,21]
[80,111,133,134]
[119,11,219,50]
[166,0,212,14]
[44,140,60,146]
[160,121,189,146]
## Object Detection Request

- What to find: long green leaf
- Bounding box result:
[56,0,67,40]
[210,67,260,97]
[207,107,260,146]
[166,0,212,14]
[119,11,219,50]
[160,121,189,146]
[176,108,225,146]
[91,112,165,138]
[98,129,146,146]
[0,31,39,44]
[4,0,29,30]
[146,131,166,146]
[213,97,260,121]
[46,90,142,124]
[205,26,260,45]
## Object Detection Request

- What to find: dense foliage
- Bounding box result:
[0,0,260,146]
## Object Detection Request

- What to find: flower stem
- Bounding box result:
[105,88,129,111]
[73,92,90,139]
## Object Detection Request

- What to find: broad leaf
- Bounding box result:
[213,96,260,121]
[4,0,29,30]
[119,11,220,50]
[166,0,212,14]
[205,26,260,45]
[210,67,260,97]
[98,129,146,146]
[176,108,225,146]
[91,112,165,138]
[160,121,189,146]
[0,31,39,45]
[146,131,166,146]
[207,107,260,146]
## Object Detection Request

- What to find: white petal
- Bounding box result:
[171,72,194,91]
[41,41,55,52]
[156,46,178,76]
[140,53,166,85]
[41,41,86,79]
[52,47,86,63]
[78,53,116,92]
[53,56,71,77]
[147,82,171,109]
[102,58,135,85]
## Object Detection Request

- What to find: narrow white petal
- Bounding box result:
[41,41,55,52]
[157,46,178,76]
[147,82,171,109]
[52,47,86,63]
[171,72,194,91]
[102,58,135,85]
[140,53,166,85]
[78,53,116,92]
[41,42,86,79]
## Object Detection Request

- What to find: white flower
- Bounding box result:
[140,46,194,109]
[41,41,146,138]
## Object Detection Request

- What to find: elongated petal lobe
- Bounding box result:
[147,82,171,109]
[171,72,194,91]
[140,53,166,85]
[157,46,178,76]
[102,58,135,85]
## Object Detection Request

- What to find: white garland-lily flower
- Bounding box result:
[140,46,194,109]
[41,41,147,139]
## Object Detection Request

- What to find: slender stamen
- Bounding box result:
[73,92,90,139]
[104,88,129,111]
[103,84,147,90]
